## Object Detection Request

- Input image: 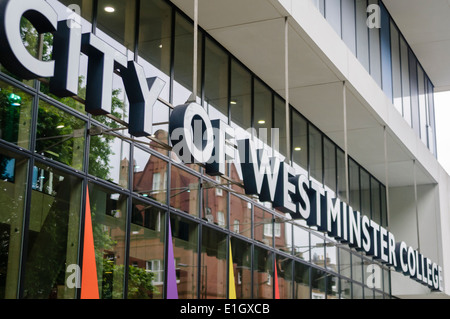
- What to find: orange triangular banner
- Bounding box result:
[274,259,280,299]
[81,186,99,299]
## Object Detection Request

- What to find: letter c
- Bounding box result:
[0,0,57,79]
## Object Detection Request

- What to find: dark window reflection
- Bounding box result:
[88,182,127,299]
[170,166,200,217]
[276,255,292,299]
[230,195,251,238]
[0,149,27,299]
[36,100,86,171]
[0,81,33,149]
[230,238,251,299]
[253,79,272,147]
[23,163,82,299]
[96,0,136,55]
[292,111,308,174]
[170,215,198,299]
[308,124,322,183]
[129,199,165,299]
[173,12,202,106]
[293,262,310,299]
[89,125,130,188]
[205,38,229,123]
[200,226,227,299]
[133,147,168,204]
[253,246,273,299]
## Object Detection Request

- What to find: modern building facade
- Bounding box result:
[0,0,448,299]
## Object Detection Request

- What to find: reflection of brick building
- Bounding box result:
[128,131,291,299]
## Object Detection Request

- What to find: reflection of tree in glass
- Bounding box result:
[9,18,157,299]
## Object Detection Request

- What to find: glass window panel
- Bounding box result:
[325,0,342,37]
[137,0,172,101]
[353,283,364,299]
[133,147,168,204]
[310,233,325,267]
[390,22,403,114]
[293,224,310,261]
[293,262,310,299]
[230,195,251,238]
[371,177,381,225]
[352,253,363,284]
[274,96,287,161]
[173,12,202,106]
[254,206,273,247]
[276,220,292,254]
[36,100,86,171]
[57,0,93,23]
[417,65,428,146]
[340,278,352,299]
[0,17,42,87]
[380,3,393,101]
[96,0,136,55]
[292,111,308,175]
[427,79,437,155]
[0,149,28,299]
[170,166,200,217]
[311,268,326,299]
[92,73,131,136]
[253,79,272,147]
[230,237,252,299]
[41,0,92,113]
[205,38,229,123]
[400,36,412,127]
[336,148,347,201]
[341,0,356,55]
[253,246,273,299]
[88,182,127,299]
[349,158,360,212]
[323,137,336,192]
[364,260,382,293]
[383,268,390,295]
[230,60,252,130]
[326,274,339,299]
[409,50,420,136]
[356,0,370,72]
[89,125,130,188]
[369,0,382,87]
[360,168,370,218]
[0,80,33,149]
[309,124,323,183]
[170,214,198,299]
[23,163,81,299]
[339,248,351,279]
[364,286,374,299]
[380,185,387,227]
[200,226,227,299]
[325,240,338,272]
[276,255,293,299]
[202,179,228,229]
[129,199,165,299]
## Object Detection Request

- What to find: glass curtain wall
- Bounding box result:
[314,0,437,157]
[0,0,395,299]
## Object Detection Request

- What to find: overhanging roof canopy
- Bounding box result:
[383,0,450,92]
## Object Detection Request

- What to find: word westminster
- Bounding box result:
[0,0,443,291]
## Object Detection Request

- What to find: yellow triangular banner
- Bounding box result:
[229,242,237,299]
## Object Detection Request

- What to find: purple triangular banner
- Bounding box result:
[167,219,178,299]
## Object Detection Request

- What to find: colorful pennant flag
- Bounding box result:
[274,259,280,299]
[229,241,237,299]
[167,219,178,299]
[81,186,99,299]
